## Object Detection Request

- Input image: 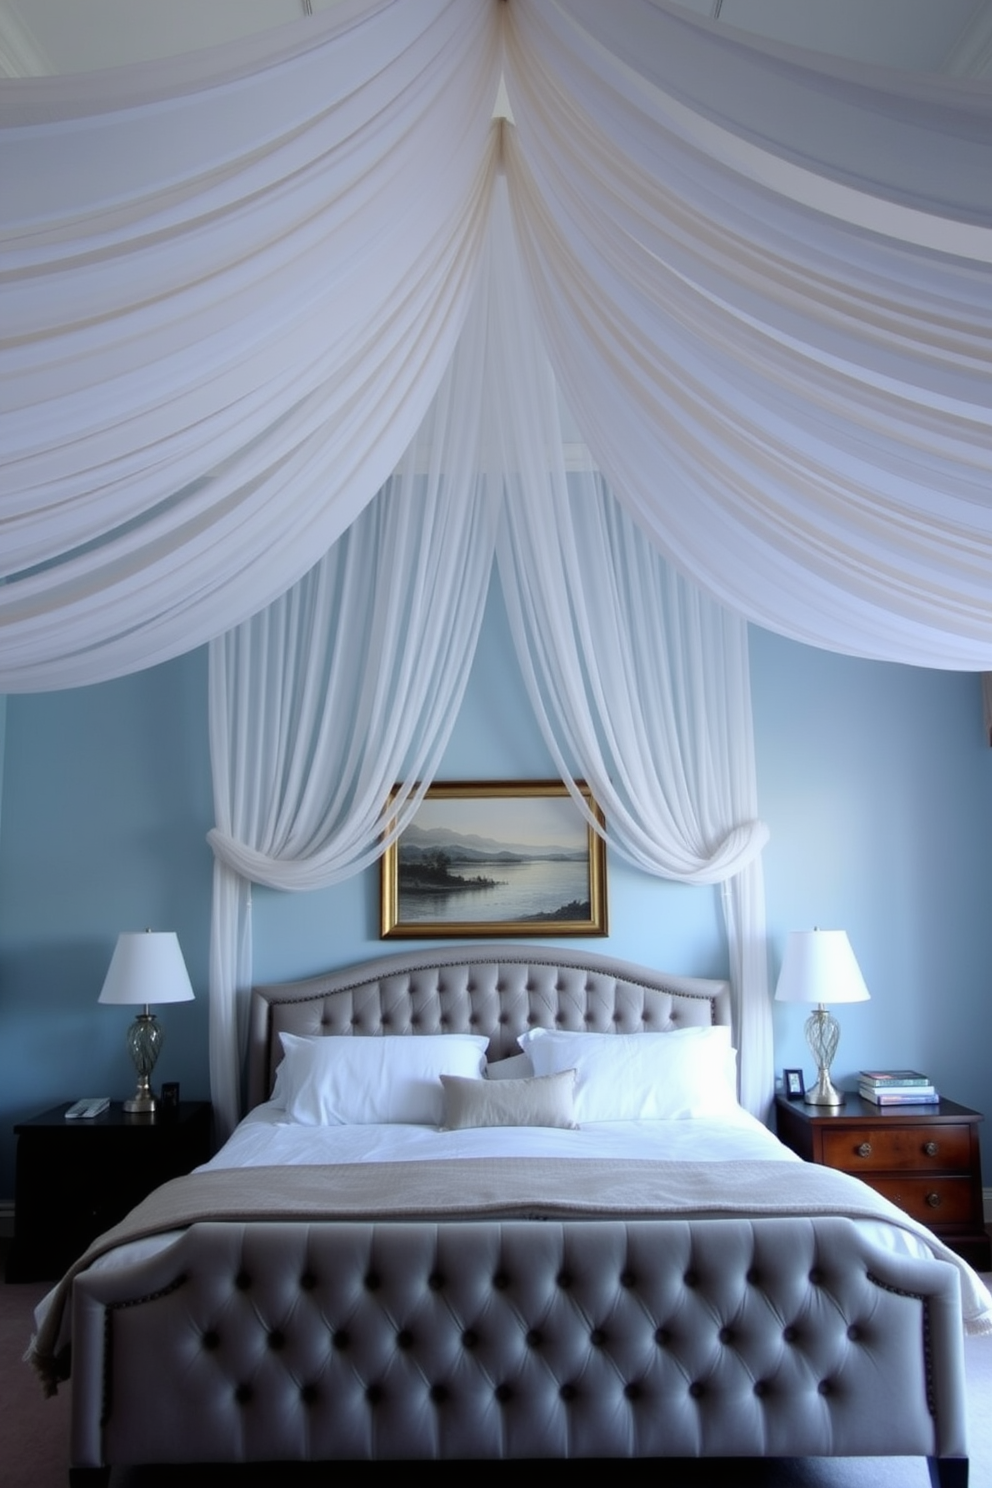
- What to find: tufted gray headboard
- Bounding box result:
[247,943,731,1110]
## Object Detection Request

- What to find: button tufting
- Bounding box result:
[461,1329,478,1350]
[235,1383,253,1405]
[624,1382,642,1401]
[689,1381,705,1400]
[590,1328,607,1347]
[495,1383,513,1403]
[235,1271,251,1291]
[397,1329,413,1350]
[620,1269,636,1288]
[818,1380,832,1396]
[847,1324,861,1341]
[655,1327,670,1347]
[365,1272,381,1291]
[754,1380,769,1398]
[783,1325,798,1344]
[268,1330,285,1351]
[492,1272,509,1290]
[746,1267,761,1285]
[718,1326,733,1345]
[560,1383,577,1401]
[334,1330,350,1351]
[430,1383,449,1404]
[428,1272,445,1291]
[557,1271,572,1289]
[809,1267,824,1285]
[366,1383,384,1405]
[202,1330,220,1351]
[683,1269,698,1288]
[301,1384,319,1405]
[526,1329,542,1348]
[300,1271,317,1291]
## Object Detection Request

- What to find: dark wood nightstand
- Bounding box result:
[7,1100,213,1282]
[775,1092,990,1270]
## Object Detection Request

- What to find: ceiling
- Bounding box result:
[1,0,991,78]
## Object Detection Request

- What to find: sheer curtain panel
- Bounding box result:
[207,268,501,1133]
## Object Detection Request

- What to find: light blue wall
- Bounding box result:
[2,585,991,1202]
[751,628,992,1129]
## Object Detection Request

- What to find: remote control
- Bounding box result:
[64,1097,110,1119]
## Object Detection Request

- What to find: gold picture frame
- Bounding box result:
[380,779,608,939]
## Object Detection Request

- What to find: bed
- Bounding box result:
[33,944,990,1486]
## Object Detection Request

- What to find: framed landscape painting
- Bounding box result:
[380,779,608,938]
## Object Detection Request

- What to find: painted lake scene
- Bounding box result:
[381,781,608,937]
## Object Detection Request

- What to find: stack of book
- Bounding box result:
[858,1069,939,1104]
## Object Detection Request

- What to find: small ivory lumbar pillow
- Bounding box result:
[440,1069,577,1130]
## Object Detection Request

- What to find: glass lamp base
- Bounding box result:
[125,1011,163,1114]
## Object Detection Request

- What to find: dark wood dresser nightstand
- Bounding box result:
[7,1100,213,1282]
[775,1092,990,1270]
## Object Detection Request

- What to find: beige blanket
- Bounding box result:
[29,1156,992,1393]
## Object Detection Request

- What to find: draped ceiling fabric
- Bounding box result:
[207,186,771,1133]
[3,1,991,1119]
[3,0,992,685]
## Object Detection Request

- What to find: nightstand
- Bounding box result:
[775,1092,990,1270]
[7,1100,213,1282]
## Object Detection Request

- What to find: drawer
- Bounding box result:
[820,1123,972,1174]
[867,1175,977,1227]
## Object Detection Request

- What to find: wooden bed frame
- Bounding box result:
[67,944,970,1486]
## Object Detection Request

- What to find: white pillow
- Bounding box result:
[275,1032,489,1126]
[516,1026,739,1122]
[441,1070,577,1130]
[485,1051,534,1081]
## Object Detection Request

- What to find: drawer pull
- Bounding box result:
[926,1192,941,1209]
[923,1141,939,1158]
[856,1142,872,1158]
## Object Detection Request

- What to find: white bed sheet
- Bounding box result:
[202,1099,792,1168]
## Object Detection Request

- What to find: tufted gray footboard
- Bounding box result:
[69,1213,968,1484]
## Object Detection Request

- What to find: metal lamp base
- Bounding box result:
[804,1069,845,1106]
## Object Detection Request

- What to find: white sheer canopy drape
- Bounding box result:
[1,0,501,689]
[206,261,502,1132]
[4,0,991,684]
[207,183,772,1128]
[4,0,992,1124]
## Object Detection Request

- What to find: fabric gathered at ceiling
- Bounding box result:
[207,185,771,1133]
[2,0,992,688]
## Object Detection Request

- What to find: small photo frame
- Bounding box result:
[783,1068,805,1100]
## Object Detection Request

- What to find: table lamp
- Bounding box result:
[99,930,195,1113]
[774,928,870,1106]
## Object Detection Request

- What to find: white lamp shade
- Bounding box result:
[98,931,195,1007]
[774,929,870,1006]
